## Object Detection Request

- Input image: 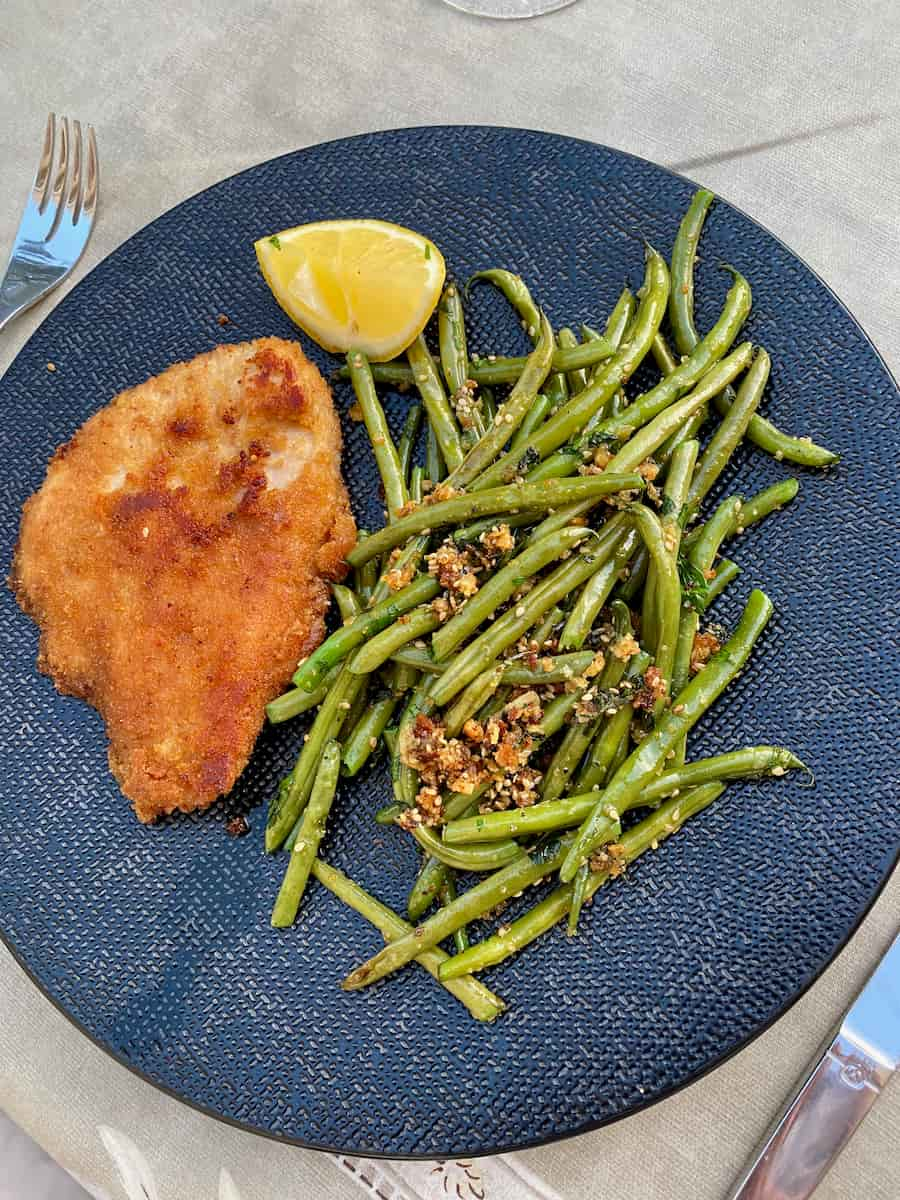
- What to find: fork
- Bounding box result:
[0,114,99,332]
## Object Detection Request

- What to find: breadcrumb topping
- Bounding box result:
[633,664,667,710]
[690,629,721,673]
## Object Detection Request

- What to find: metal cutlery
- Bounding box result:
[0,114,98,332]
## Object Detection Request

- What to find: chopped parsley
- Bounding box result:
[677,553,710,612]
[268,235,282,250]
[424,243,431,260]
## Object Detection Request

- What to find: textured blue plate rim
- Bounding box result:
[1,123,897,1161]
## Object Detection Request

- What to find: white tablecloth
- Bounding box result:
[1,2,898,1197]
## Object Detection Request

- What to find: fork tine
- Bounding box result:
[82,125,99,218]
[66,120,84,223]
[50,118,69,205]
[32,113,56,211]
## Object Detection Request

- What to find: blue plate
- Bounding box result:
[1,127,898,1158]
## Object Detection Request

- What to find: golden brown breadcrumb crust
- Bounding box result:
[11,337,356,822]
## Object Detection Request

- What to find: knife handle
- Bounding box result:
[729,1030,892,1200]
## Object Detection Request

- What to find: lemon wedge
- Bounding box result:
[255,219,446,362]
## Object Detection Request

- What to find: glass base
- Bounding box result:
[442,0,578,17]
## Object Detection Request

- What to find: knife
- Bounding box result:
[729,930,900,1200]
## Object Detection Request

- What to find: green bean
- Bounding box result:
[397,404,423,484]
[341,694,399,776]
[407,854,449,920]
[471,249,669,491]
[409,465,424,504]
[596,269,751,442]
[560,587,773,880]
[540,602,636,804]
[671,495,744,735]
[572,688,635,796]
[558,327,588,393]
[440,283,487,440]
[532,340,754,487]
[470,340,616,385]
[467,269,568,418]
[690,495,745,575]
[712,392,839,467]
[439,784,724,979]
[387,646,443,675]
[501,651,597,685]
[443,662,506,738]
[445,312,555,489]
[642,439,697,655]
[601,287,637,350]
[453,511,542,544]
[444,745,801,844]
[558,570,615,653]
[383,727,398,757]
[292,575,440,691]
[552,528,637,656]
[533,689,587,742]
[629,503,680,716]
[425,420,445,486]
[407,336,465,471]
[477,685,511,724]
[348,344,612,390]
[266,661,366,851]
[605,343,755,471]
[331,582,362,623]
[467,268,541,337]
[392,677,433,808]
[388,655,420,697]
[346,350,408,518]
[524,450,583,484]
[342,675,370,738]
[541,715,605,806]
[656,402,708,469]
[567,864,590,935]
[342,836,586,991]
[736,477,800,528]
[409,823,522,873]
[368,535,430,608]
[429,516,632,706]
[311,859,505,1021]
[265,664,341,724]
[346,473,642,567]
[439,873,470,954]
[355,549,379,607]
[682,478,800,554]
[651,331,679,376]
[686,349,770,520]
[615,545,648,604]
[668,192,838,468]
[481,386,496,425]
[670,188,715,356]
[433,524,592,661]
[439,282,469,394]
[704,558,741,607]
[550,602,635,793]
[590,288,636,410]
[543,343,569,412]
[271,742,341,927]
[532,605,565,650]
[350,605,440,675]
[510,394,552,452]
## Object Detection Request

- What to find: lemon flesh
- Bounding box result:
[255,219,446,362]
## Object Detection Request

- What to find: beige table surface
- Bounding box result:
[1,2,898,1197]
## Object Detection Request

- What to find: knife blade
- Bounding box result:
[729,930,900,1200]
